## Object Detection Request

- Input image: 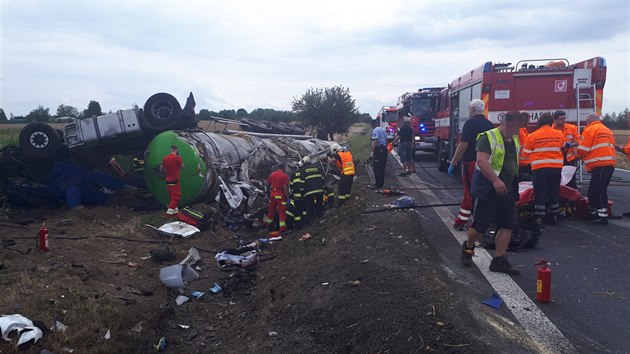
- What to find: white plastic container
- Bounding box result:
[159,264,199,288]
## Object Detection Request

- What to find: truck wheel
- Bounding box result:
[19,122,61,159]
[437,140,449,172]
[143,93,182,128]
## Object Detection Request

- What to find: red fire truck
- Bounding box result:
[434,57,607,171]
[377,106,399,142]
[396,87,444,153]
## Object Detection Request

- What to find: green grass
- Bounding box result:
[0,129,19,149]
[347,123,371,160]
[139,213,165,227]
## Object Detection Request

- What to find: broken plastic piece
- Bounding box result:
[52,320,68,332]
[155,337,167,351]
[159,264,200,288]
[175,295,190,306]
[299,233,311,241]
[208,283,222,294]
[179,247,201,266]
[104,329,111,339]
[131,321,143,333]
[0,314,43,346]
[191,291,204,299]
[482,293,503,309]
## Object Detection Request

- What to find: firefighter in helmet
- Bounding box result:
[302,155,326,220]
[328,143,355,207]
[288,158,307,228]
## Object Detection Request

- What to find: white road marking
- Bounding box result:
[396,157,576,353]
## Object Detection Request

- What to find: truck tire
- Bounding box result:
[143,93,182,128]
[437,140,449,172]
[19,122,61,159]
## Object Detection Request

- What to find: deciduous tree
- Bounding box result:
[56,104,79,118]
[292,86,358,140]
[82,100,103,118]
[0,108,7,122]
[197,109,212,121]
[25,106,51,122]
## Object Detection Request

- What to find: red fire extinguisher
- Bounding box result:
[535,258,551,303]
[37,223,49,252]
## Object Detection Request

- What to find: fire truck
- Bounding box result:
[377,106,399,142]
[434,57,607,171]
[396,87,444,152]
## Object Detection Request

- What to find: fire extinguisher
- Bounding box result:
[535,258,551,303]
[37,223,49,252]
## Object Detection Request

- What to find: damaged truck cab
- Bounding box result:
[19,92,197,164]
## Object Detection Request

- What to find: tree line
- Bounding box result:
[0,86,373,140]
[4,87,625,139]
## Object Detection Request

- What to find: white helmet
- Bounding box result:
[330,143,341,154]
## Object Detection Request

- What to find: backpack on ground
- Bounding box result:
[177,206,213,230]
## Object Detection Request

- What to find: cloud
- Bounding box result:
[0,1,627,118]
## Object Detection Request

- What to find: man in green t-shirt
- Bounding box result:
[460,111,525,276]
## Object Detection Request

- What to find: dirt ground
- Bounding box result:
[0,160,498,354]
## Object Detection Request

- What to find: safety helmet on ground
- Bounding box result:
[330,143,341,154]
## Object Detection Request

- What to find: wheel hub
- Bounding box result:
[30,132,49,149]
[155,104,173,119]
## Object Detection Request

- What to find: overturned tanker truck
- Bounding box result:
[8,92,337,216]
[143,129,335,218]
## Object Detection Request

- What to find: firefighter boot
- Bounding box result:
[460,242,474,267]
[489,255,520,276]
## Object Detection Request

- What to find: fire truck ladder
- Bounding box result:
[576,83,596,184]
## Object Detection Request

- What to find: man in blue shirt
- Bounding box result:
[370,119,388,188]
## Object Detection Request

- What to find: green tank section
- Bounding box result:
[143,131,208,207]
[144,129,335,209]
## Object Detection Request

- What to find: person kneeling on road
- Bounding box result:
[460,111,525,276]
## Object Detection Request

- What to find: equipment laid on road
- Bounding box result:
[37,223,48,252]
[375,189,404,196]
[535,259,552,303]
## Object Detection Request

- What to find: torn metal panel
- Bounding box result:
[143,130,334,210]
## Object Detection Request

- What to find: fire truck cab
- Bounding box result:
[434,57,607,172]
[396,87,444,153]
[377,106,399,143]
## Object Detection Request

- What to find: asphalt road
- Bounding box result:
[387,151,630,354]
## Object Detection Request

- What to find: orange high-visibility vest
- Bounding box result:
[522,125,564,170]
[624,137,630,160]
[553,122,580,162]
[577,121,616,172]
[336,151,355,176]
[518,127,531,166]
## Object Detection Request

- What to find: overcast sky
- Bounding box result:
[1,1,628,118]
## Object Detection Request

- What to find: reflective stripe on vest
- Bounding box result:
[337,151,355,176]
[523,125,564,169]
[518,128,530,166]
[476,128,519,175]
[578,121,616,171]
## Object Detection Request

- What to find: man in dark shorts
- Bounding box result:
[392,120,415,176]
[448,99,494,230]
[460,111,525,276]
